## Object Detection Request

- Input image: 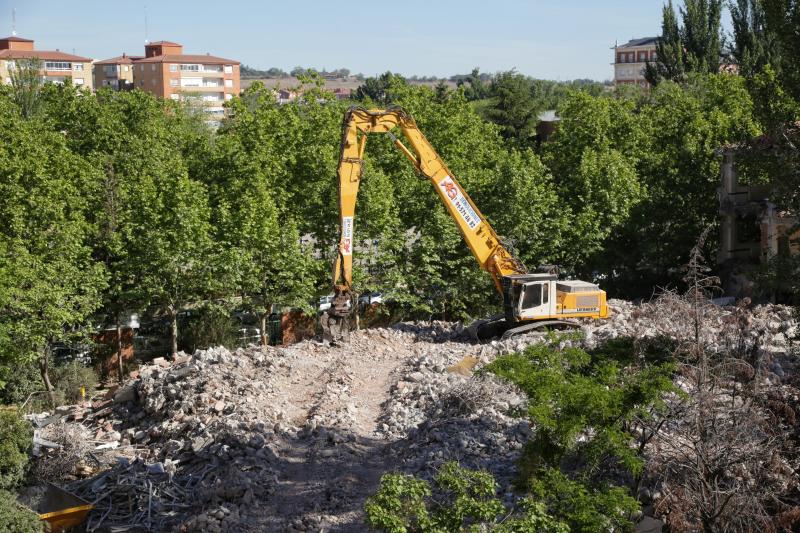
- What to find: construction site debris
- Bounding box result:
[25,303,798,531]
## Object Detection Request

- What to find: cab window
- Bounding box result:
[521,284,541,309]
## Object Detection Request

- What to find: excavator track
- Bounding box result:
[468,315,580,341]
[500,319,580,339]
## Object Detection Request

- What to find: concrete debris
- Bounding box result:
[26,303,798,532]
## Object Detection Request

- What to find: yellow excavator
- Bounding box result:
[322,107,608,341]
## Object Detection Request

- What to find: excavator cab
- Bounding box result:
[503,273,557,321]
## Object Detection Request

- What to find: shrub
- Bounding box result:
[0,361,42,406]
[482,335,676,531]
[0,410,33,490]
[365,462,569,532]
[50,361,98,405]
[179,305,240,352]
[0,490,44,533]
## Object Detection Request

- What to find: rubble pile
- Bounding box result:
[25,303,798,531]
[589,299,799,380]
[36,347,283,530]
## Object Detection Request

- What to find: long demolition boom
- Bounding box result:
[331,107,526,310]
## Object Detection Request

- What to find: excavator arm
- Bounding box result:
[329,107,526,316]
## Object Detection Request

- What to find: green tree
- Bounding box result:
[646,0,723,84]
[128,167,217,357]
[730,0,781,77]
[543,91,645,272]
[205,134,316,344]
[682,0,723,72]
[354,72,408,105]
[646,2,685,83]
[485,71,541,144]
[9,57,44,118]
[38,87,214,369]
[0,97,106,403]
[457,67,490,101]
[474,151,568,269]
[762,0,800,99]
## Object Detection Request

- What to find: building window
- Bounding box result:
[181,64,200,71]
[225,93,232,100]
[170,93,180,100]
[104,65,117,75]
[151,65,156,71]
[181,77,201,87]
[45,61,71,71]
[151,79,156,86]
[74,78,84,85]
[123,65,129,72]
[224,65,232,74]
[170,64,178,72]
[224,78,233,88]
[74,63,83,71]
[170,78,179,87]
[736,215,760,244]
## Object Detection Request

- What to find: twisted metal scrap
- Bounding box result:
[66,458,217,532]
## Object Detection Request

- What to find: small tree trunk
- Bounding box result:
[39,347,56,407]
[260,312,268,347]
[170,308,179,358]
[116,313,124,383]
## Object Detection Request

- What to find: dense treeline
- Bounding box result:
[1,0,798,400]
[0,68,785,396]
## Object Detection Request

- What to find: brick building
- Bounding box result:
[612,37,658,88]
[132,41,240,119]
[0,35,92,90]
[93,53,142,90]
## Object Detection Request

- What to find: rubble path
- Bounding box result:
[257,333,414,531]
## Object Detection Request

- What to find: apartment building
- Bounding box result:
[94,53,142,90]
[612,37,658,88]
[132,41,240,119]
[0,36,92,89]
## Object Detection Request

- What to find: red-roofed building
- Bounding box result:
[0,36,93,90]
[94,53,143,90]
[612,37,658,88]
[132,40,240,121]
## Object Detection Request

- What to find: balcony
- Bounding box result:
[44,62,72,71]
[176,64,226,76]
[174,85,225,93]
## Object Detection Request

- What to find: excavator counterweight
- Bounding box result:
[323,107,608,342]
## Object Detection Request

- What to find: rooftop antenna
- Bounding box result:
[11,8,17,36]
[144,5,149,44]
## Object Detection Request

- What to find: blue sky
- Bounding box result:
[1,1,697,81]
